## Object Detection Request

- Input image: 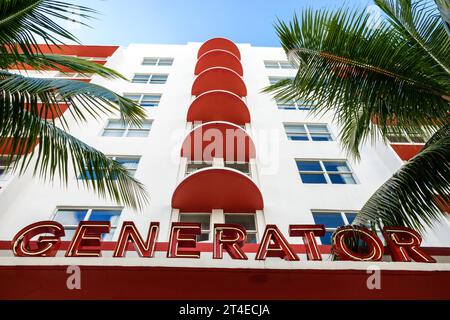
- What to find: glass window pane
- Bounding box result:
[149,75,167,84]
[225,162,250,175]
[386,134,409,143]
[264,61,279,68]
[105,119,126,129]
[54,209,88,225]
[61,228,76,241]
[279,61,294,69]
[197,233,209,242]
[409,134,426,143]
[129,120,152,130]
[329,173,356,184]
[140,95,160,107]
[278,104,296,110]
[312,212,344,228]
[311,134,333,141]
[320,232,334,245]
[142,58,158,65]
[131,75,149,83]
[102,228,116,241]
[288,134,309,141]
[296,161,322,171]
[89,210,121,227]
[323,161,350,172]
[246,234,257,243]
[115,158,140,170]
[102,129,125,137]
[123,94,141,102]
[158,58,173,66]
[224,214,256,231]
[179,214,210,231]
[307,124,329,133]
[345,212,357,224]
[126,130,149,137]
[284,125,306,134]
[300,173,327,184]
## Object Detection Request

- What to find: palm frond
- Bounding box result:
[1,54,127,80]
[0,92,149,210]
[0,71,145,127]
[264,6,450,157]
[0,0,96,60]
[434,0,450,35]
[353,123,450,232]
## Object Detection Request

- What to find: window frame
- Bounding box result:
[275,98,316,111]
[296,159,358,185]
[264,60,295,69]
[51,207,123,241]
[142,57,174,66]
[78,155,141,179]
[224,213,258,243]
[123,93,162,107]
[311,210,358,245]
[386,128,428,144]
[131,74,168,84]
[284,123,333,141]
[101,119,152,137]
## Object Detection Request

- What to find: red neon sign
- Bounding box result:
[11,221,436,263]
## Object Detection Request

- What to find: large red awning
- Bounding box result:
[181,121,255,162]
[172,168,263,213]
[191,67,247,97]
[195,49,243,76]
[0,138,37,155]
[197,38,241,60]
[187,90,250,125]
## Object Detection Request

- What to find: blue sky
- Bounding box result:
[70,0,373,46]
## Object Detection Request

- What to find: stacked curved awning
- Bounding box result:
[172,38,263,213]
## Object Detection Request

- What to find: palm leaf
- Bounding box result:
[353,123,450,232]
[0,0,96,60]
[1,54,128,80]
[0,71,145,127]
[0,88,149,210]
[264,4,449,157]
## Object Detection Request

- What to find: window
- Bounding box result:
[53,208,122,241]
[284,124,333,141]
[185,161,251,176]
[102,119,152,137]
[264,60,295,69]
[224,214,257,243]
[179,213,211,242]
[268,76,294,85]
[178,213,258,243]
[224,162,251,176]
[386,128,427,144]
[276,98,316,111]
[79,156,140,179]
[186,161,212,175]
[312,211,357,244]
[131,74,168,84]
[296,160,357,184]
[142,57,174,66]
[123,94,161,107]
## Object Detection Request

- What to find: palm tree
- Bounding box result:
[0,0,149,209]
[265,0,449,232]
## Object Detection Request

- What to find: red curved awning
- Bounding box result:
[172,168,263,212]
[195,50,243,76]
[198,38,241,60]
[187,90,250,125]
[181,121,255,162]
[191,67,247,97]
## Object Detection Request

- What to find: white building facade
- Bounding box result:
[0,39,449,299]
